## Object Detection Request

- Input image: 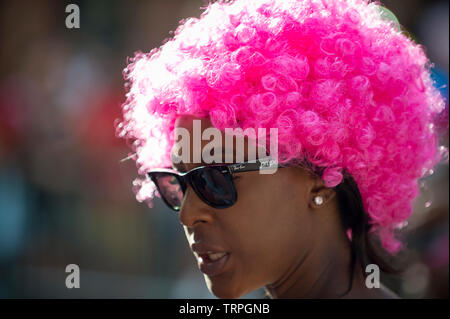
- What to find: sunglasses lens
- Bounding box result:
[152,173,184,210]
[191,167,236,208]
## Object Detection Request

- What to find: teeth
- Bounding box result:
[207,252,226,261]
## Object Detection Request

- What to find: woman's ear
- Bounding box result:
[308,177,337,209]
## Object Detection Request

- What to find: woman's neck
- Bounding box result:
[265,231,358,298]
[264,234,399,299]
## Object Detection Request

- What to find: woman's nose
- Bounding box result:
[178,186,214,227]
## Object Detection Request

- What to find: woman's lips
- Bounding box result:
[197,252,230,277]
[190,243,230,277]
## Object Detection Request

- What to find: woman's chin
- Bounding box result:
[205,279,243,299]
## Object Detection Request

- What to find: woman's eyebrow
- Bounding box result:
[171,152,187,172]
[214,148,241,163]
[170,148,240,171]
[171,161,187,172]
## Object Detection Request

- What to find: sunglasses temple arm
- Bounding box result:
[229,158,282,173]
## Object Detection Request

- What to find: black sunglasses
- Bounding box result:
[147,157,283,211]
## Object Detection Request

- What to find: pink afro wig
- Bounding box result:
[116,0,448,254]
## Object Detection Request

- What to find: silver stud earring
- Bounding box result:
[314,196,324,206]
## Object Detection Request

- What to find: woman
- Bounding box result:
[116,0,447,298]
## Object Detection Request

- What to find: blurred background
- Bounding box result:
[0,0,448,298]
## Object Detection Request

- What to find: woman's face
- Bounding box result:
[173,115,322,298]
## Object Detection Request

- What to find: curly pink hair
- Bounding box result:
[116,0,448,254]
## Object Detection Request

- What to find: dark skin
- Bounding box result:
[173,115,399,299]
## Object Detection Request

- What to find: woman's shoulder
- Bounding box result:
[343,282,400,299]
[377,284,401,299]
[360,284,400,299]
